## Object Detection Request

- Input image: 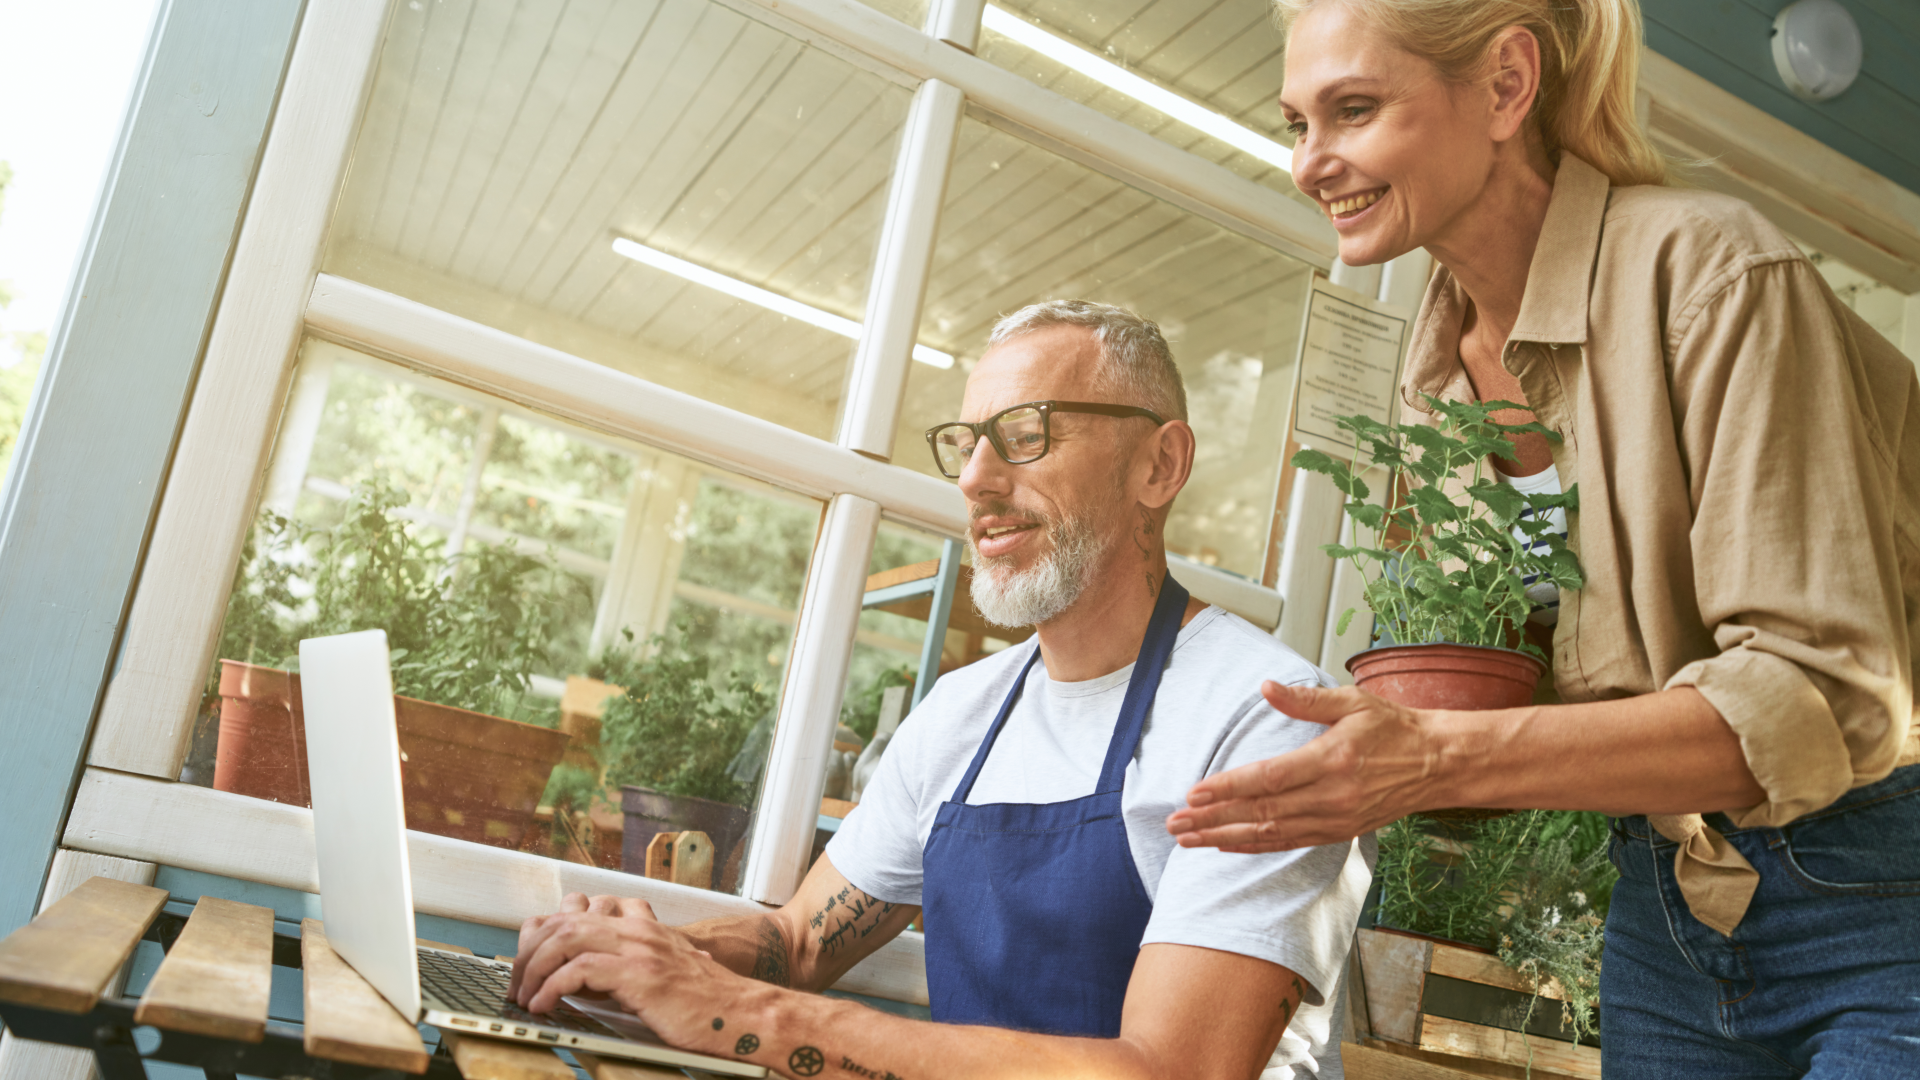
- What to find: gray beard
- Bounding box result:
[968,511,1110,629]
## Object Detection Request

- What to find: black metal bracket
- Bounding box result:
[0,998,465,1080]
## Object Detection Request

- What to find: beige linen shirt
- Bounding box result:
[1402,154,1920,935]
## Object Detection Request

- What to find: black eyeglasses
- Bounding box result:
[924,400,1167,479]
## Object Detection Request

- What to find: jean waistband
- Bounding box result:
[1611,762,1920,843]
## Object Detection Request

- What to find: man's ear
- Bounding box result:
[1137,420,1195,511]
[1484,25,1543,145]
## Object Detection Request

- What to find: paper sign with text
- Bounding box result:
[1289,277,1411,459]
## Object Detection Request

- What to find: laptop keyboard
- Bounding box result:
[417,948,614,1035]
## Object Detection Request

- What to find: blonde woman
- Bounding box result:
[1166,0,1920,1071]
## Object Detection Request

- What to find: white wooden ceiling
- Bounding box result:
[325,0,1313,575]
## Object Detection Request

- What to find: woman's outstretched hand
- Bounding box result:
[1166,681,1453,852]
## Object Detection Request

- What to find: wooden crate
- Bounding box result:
[1343,927,1599,1080]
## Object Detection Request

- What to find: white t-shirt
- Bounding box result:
[828,606,1376,1078]
[1499,463,1569,626]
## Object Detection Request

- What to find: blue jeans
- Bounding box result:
[1602,765,1920,1077]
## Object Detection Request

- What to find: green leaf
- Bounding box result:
[1335,608,1356,637]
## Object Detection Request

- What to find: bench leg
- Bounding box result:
[89,1024,148,1080]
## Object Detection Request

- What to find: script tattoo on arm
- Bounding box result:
[837,1054,909,1079]
[749,917,792,987]
[808,884,897,957]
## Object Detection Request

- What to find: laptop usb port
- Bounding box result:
[537,1031,560,1043]
[488,1023,502,1032]
[513,1027,527,1036]
[450,1018,476,1027]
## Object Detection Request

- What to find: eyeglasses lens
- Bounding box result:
[995,407,1048,463]
[933,426,977,478]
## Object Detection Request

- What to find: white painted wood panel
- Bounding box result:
[60,769,931,1005]
[90,0,397,781]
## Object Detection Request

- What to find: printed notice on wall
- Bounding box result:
[1290,277,1411,457]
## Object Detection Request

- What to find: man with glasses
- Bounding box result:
[510,301,1373,1080]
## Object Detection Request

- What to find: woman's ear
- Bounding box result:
[1485,25,1543,145]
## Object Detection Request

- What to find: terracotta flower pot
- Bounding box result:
[213,659,571,848]
[1347,643,1546,823]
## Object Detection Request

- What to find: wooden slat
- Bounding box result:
[133,897,274,1041]
[1355,928,1432,1045]
[300,919,430,1073]
[1343,1038,1587,1080]
[1417,1016,1600,1080]
[441,1031,575,1079]
[572,1049,688,1079]
[418,938,473,955]
[1428,941,1566,1001]
[0,876,167,1013]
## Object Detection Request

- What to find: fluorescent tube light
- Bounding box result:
[611,237,955,369]
[982,5,1293,173]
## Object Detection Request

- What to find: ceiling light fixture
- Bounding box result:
[981,5,1293,173]
[611,237,955,369]
[1771,0,1863,102]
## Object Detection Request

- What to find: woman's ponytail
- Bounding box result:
[1272,0,1669,187]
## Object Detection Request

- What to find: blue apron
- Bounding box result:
[921,576,1190,1037]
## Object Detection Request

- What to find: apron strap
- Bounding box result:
[947,647,1044,805]
[1095,576,1188,794]
[946,573,1191,805]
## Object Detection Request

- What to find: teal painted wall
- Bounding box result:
[1644,0,1920,196]
[0,0,305,935]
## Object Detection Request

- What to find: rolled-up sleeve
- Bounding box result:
[1662,256,1914,829]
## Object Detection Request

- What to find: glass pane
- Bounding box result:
[899,119,1312,580]
[324,0,915,442]
[188,337,822,895]
[979,0,1312,209]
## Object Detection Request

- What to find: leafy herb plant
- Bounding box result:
[587,623,776,807]
[1291,397,1584,658]
[216,479,561,724]
[1374,810,1615,1047]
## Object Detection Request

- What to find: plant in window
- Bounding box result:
[209,479,571,850]
[585,623,776,885]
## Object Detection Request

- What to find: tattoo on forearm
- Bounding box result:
[712,1017,725,1030]
[838,1055,908,1079]
[808,884,897,957]
[751,917,792,987]
[735,1034,760,1055]
[789,1046,825,1075]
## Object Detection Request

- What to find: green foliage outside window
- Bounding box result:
[216,479,563,725]
[586,624,776,807]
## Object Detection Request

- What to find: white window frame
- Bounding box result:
[69,0,1388,1002]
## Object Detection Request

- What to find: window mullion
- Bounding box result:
[837,77,965,460]
[740,494,882,905]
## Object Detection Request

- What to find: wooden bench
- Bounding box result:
[0,876,683,1079]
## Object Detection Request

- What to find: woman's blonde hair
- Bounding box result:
[1273,0,1667,187]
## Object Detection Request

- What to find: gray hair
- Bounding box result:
[986,300,1187,422]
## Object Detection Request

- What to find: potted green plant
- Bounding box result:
[1291,397,1584,716]
[211,480,571,850]
[580,625,775,890]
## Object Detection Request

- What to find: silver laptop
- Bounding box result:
[299,629,766,1076]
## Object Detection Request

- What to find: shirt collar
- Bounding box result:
[1400,154,1610,410]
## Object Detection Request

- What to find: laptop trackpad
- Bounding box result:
[562,995,671,1046]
